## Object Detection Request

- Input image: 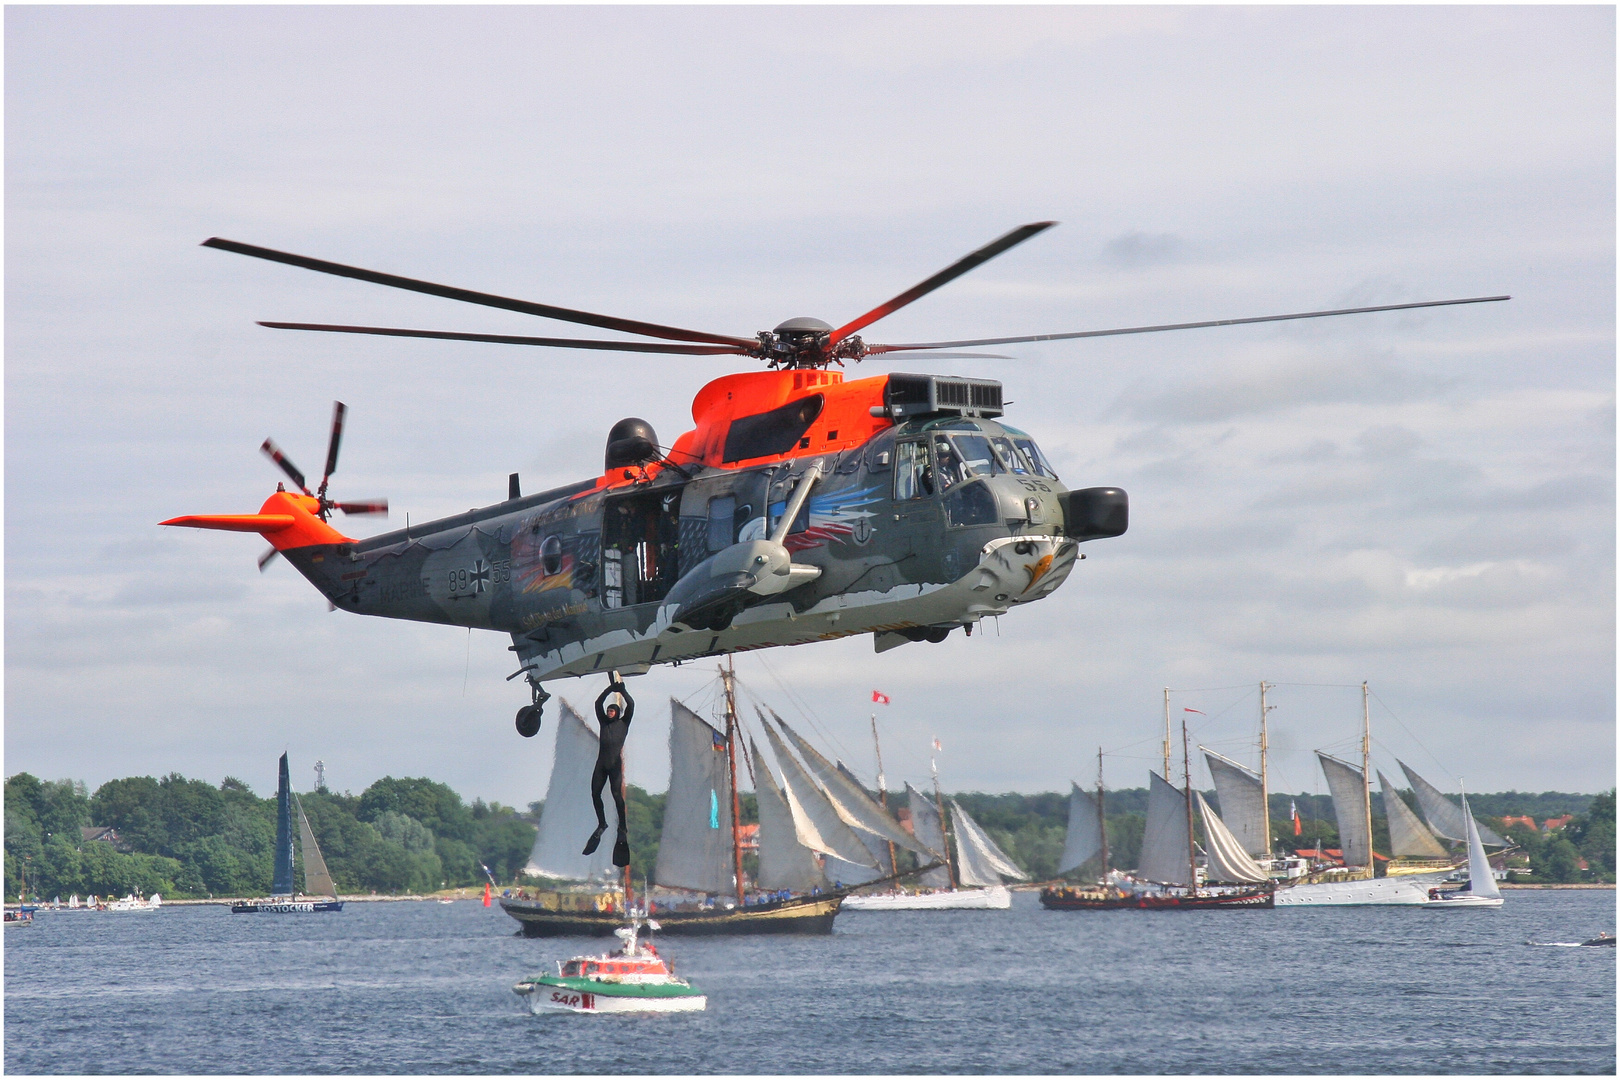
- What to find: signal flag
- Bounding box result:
[1184,707,1205,714]
[872,690,891,705]
[483,881,492,907]
[1291,800,1302,836]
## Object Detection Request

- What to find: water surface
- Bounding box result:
[6,889,1614,1073]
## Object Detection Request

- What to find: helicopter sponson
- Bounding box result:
[166,368,1125,722]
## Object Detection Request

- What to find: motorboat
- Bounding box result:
[513,913,706,1014]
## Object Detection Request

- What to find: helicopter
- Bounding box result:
[163,222,1507,737]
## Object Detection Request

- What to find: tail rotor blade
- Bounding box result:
[322,401,347,486]
[258,546,281,572]
[334,499,388,517]
[261,438,310,494]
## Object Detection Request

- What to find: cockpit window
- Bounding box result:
[1008,434,1059,479]
[989,436,1033,476]
[951,434,1001,478]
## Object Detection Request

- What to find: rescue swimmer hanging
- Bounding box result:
[162,223,1507,738]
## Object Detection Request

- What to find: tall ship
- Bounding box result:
[232,754,344,913]
[1274,683,1479,906]
[1042,728,1275,911]
[500,662,942,936]
[842,734,1028,910]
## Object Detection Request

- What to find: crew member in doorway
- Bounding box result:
[583,672,634,867]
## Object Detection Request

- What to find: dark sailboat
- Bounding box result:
[232,754,344,914]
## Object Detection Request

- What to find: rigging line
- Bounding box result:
[745,656,861,767]
[1366,686,1454,780]
[1167,684,1258,693]
[462,626,471,697]
[1274,682,1365,689]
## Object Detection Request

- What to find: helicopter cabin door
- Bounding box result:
[600,486,685,609]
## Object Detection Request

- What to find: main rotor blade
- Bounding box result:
[259,322,754,355]
[867,350,1013,360]
[203,238,758,349]
[323,401,347,484]
[260,438,309,494]
[333,500,389,516]
[827,222,1056,347]
[258,546,281,572]
[865,295,1511,352]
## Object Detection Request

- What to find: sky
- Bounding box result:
[5,6,1614,809]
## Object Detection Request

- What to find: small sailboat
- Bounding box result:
[1422,787,1504,909]
[232,754,344,913]
[513,912,706,1014]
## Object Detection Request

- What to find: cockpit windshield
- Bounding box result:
[1000,427,1059,480]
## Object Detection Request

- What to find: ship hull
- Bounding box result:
[231,900,345,914]
[515,978,706,1014]
[843,885,1011,911]
[1040,886,1274,910]
[1273,877,1432,906]
[500,893,841,937]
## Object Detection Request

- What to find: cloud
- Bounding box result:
[1115,352,1459,423]
[1101,231,1186,269]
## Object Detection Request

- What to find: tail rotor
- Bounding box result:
[257,401,388,571]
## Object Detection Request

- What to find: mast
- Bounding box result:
[1361,680,1374,880]
[1182,720,1197,897]
[1097,747,1109,876]
[1259,681,1273,858]
[721,659,745,904]
[931,747,958,889]
[871,714,897,878]
[1162,687,1172,779]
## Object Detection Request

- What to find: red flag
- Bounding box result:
[1183,707,1205,714]
[483,881,492,907]
[1291,800,1302,837]
[932,737,943,753]
[872,690,891,705]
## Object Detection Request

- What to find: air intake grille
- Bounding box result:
[884,374,1004,419]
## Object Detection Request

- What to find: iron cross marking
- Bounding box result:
[471,560,491,594]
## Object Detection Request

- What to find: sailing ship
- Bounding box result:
[1422,786,1504,908]
[232,753,344,913]
[1042,729,1274,911]
[1274,684,1463,906]
[502,662,918,936]
[841,739,1028,910]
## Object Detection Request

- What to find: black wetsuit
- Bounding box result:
[585,681,633,865]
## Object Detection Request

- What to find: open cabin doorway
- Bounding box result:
[600,486,684,609]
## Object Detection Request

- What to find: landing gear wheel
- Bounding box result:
[515,704,542,738]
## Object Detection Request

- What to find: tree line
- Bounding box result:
[5,770,1611,901]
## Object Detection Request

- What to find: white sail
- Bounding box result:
[761,718,879,869]
[905,783,952,889]
[750,739,827,892]
[1317,752,1373,870]
[293,794,338,898]
[1058,783,1105,874]
[1136,771,1193,886]
[1196,792,1269,883]
[654,700,737,895]
[1202,747,1270,857]
[949,800,1028,887]
[1460,789,1501,899]
[1399,760,1507,846]
[837,761,897,877]
[524,701,616,881]
[1378,770,1448,858]
[775,716,935,856]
